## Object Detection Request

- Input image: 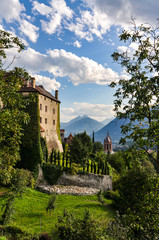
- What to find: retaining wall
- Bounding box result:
[57,172,112,191]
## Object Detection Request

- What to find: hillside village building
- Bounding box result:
[60,129,74,145]
[20,77,63,153]
[104,132,112,153]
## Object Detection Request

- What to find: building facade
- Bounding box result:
[20,77,63,153]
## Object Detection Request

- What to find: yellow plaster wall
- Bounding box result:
[39,94,63,153]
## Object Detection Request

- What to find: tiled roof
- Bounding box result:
[40,126,45,132]
[20,85,60,103]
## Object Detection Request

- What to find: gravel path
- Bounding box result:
[37,184,99,195]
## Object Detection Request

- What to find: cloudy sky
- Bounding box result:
[0,0,158,122]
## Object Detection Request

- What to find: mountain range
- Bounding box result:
[60,115,104,137]
[61,115,126,143]
[61,115,148,145]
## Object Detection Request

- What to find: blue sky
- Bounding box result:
[0,0,158,122]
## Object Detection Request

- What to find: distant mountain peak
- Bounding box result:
[60,115,104,137]
[82,114,88,118]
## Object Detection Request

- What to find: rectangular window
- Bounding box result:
[53,108,55,114]
[40,104,42,110]
[45,106,47,112]
[45,118,47,124]
[44,97,46,100]
[53,120,55,125]
[40,117,42,123]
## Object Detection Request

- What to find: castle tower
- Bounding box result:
[104,132,112,153]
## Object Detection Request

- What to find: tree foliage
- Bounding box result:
[110,19,159,167]
[56,210,106,240]
[92,142,103,154]
[109,167,159,239]
[70,131,93,166]
[0,30,33,178]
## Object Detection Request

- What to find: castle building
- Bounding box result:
[20,77,63,153]
[104,132,112,153]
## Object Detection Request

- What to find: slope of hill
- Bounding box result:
[94,118,130,144]
[101,117,115,126]
[61,115,104,136]
[61,115,86,128]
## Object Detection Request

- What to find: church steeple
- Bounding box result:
[104,132,112,152]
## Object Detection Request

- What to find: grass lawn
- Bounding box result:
[0,187,114,235]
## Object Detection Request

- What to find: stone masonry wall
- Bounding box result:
[57,172,112,191]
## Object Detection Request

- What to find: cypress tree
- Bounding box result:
[62,152,65,167]
[87,161,89,172]
[94,163,96,174]
[91,161,93,173]
[92,131,95,143]
[58,151,60,165]
[54,150,57,165]
[66,152,68,167]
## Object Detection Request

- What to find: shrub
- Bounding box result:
[0,226,39,240]
[39,233,52,240]
[42,163,63,185]
[1,194,15,225]
[0,169,12,186]
[66,163,80,175]
[56,210,106,240]
[46,194,56,214]
[97,190,105,204]
[103,190,120,203]
[11,168,34,194]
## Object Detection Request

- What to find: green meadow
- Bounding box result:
[0,187,114,235]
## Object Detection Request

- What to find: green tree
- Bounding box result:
[70,131,93,166]
[0,31,33,181]
[92,130,95,143]
[107,151,126,174]
[92,142,103,154]
[110,167,159,239]
[46,193,56,215]
[110,19,159,168]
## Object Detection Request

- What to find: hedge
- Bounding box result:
[42,163,63,185]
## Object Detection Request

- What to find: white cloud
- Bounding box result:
[0,0,25,23]
[0,25,4,30]
[32,1,52,17]
[61,102,115,122]
[84,0,159,27]
[66,20,93,42]
[5,47,119,85]
[19,19,39,42]
[67,0,159,42]
[33,74,61,92]
[33,0,73,34]
[47,49,119,85]
[73,40,82,48]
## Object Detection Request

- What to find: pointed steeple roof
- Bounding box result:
[105,132,112,142]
